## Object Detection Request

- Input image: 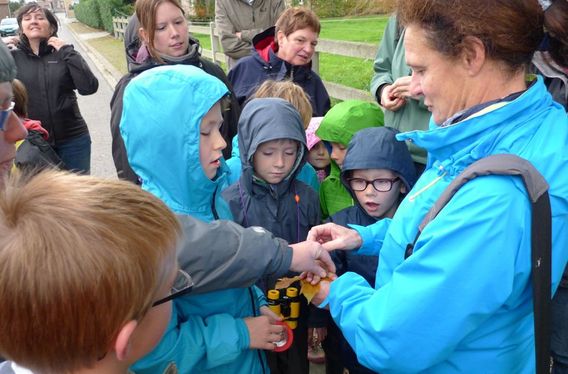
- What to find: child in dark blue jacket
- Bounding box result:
[326,126,417,374]
[223,98,321,374]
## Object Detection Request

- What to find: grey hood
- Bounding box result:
[238,97,307,195]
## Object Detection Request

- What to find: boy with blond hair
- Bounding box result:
[0,170,184,374]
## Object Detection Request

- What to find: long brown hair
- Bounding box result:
[136,0,186,62]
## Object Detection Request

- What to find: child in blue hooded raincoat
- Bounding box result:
[223,98,321,374]
[119,64,274,374]
[325,127,417,374]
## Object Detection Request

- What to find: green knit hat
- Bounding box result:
[316,100,384,145]
[0,42,17,83]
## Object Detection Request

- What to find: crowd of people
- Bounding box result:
[0,0,567,373]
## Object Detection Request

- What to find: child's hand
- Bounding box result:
[244,315,285,350]
[260,305,282,322]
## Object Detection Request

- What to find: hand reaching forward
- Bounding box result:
[307,223,362,252]
[289,240,336,278]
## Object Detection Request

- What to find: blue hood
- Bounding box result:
[120,65,231,219]
[341,126,417,194]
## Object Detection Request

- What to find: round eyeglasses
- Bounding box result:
[348,177,400,192]
[152,269,194,307]
[0,101,15,132]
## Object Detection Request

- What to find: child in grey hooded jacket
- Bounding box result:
[223,98,321,374]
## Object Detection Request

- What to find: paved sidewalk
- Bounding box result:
[64,16,123,88]
[57,12,117,178]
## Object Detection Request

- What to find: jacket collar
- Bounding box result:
[17,35,54,57]
[398,77,552,171]
[129,39,202,74]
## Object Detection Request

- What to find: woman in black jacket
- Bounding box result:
[11,3,98,174]
[110,0,241,184]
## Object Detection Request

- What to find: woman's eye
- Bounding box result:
[200,132,210,136]
[262,152,273,156]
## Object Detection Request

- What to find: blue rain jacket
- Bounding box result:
[120,65,268,373]
[323,77,568,373]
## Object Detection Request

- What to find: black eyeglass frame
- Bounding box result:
[0,101,15,132]
[347,176,401,192]
[152,269,194,307]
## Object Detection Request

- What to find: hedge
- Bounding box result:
[75,0,131,33]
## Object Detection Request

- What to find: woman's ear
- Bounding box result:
[460,36,486,77]
[139,27,149,44]
[276,30,285,48]
[113,320,138,361]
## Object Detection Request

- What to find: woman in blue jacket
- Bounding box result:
[120,65,279,374]
[307,0,568,372]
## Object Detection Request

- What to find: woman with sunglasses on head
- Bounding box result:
[533,1,568,372]
[307,0,568,372]
[227,6,330,118]
[110,0,241,184]
[10,3,98,174]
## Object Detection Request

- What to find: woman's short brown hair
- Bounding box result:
[398,0,544,71]
[0,171,180,373]
[254,80,313,129]
[545,0,568,68]
[17,3,58,38]
[136,0,185,60]
[275,7,321,39]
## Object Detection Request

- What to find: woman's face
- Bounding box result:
[404,25,469,125]
[21,9,53,40]
[276,27,318,66]
[149,1,189,57]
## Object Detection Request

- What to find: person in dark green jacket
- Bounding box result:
[315,100,383,219]
[370,14,430,167]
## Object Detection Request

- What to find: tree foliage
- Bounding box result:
[75,0,132,32]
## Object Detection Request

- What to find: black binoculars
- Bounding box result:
[267,287,300,329]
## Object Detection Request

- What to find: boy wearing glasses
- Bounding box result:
[0,170,185,374]
[315,100,384,219]
[0,41,27,181]
[324,126,417,374]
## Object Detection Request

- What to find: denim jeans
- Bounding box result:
[552,286,568,373]
[53,133,91,174]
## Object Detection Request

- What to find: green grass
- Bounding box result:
[80,15,386,97]
[89,36,128,74]
[319,15,389,44]
[192,33,211,50]
[319,53,373,91]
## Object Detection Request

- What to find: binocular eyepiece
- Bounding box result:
[267,287,301,329]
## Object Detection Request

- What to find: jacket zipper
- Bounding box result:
[248,287,266,374]
[408,164,447,202]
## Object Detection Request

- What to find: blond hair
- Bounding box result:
[254,80,313,129]
[0,171,180,373]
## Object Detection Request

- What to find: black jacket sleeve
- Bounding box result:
[109,74,140,183]
[59,45,98,95]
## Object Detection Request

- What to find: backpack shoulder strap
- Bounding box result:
[404,154,551,374]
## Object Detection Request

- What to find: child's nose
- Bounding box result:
[274,154,285,167]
